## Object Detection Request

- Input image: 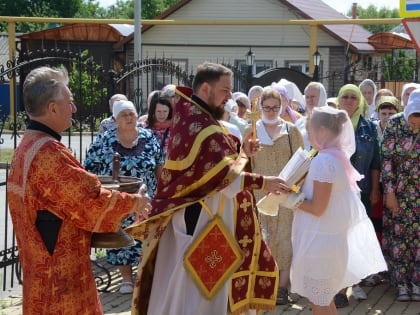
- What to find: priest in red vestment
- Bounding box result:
[127,62,288,315]
[7,66,151,315]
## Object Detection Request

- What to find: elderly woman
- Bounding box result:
[295,81,327,150]
[359,79,377,119]
[381,89,420,301]
[334,84,381,306]
[400,82,420,108]
[84,100,164,294]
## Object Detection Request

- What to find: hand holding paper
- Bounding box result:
[257,148,312,215]
[257,191,305,215]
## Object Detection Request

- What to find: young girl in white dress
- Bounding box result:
[288,106,387,315]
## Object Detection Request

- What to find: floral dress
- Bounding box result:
[147,123,171,158]
[381,113,420,286]
[84,125,164,266]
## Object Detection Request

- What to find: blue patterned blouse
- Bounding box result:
[84,125,164,197]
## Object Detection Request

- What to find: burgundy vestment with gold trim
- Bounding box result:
[128,95,278,315]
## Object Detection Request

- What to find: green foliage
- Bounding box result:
[0,0,189,31]
[3,111,28,131]
[68,49,107,132]
[346,4,400,33]
[105,0,134,19]
[0,148,14,163]
[91,0,179,19]
[0,0,83,32]
[382,50,417,81]
[75,0,108,18]
[68,50,107,111]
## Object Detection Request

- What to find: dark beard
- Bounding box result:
[208,105,225,120]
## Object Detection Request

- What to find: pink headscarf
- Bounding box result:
[270,82,299,123]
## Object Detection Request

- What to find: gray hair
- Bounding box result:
[23,66,69,117]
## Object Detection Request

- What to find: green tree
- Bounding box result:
[347,4,400,33]
[0,0,83,32]
[75,0,108,18]
[382,49,417,81]
[0,0,82,18]
[68,49,107,131]
[100,0,178,19]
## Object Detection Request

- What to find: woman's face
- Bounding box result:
[261,97,281,120]
[155,103,170,123]
[407,114,420,131]
[116,109,137,130]
[403,87,416,106]
[378,107,397,128]
[307,121,333,150]
[306,120,322,150]
[360,85,375,105]
[339,92,360,117]
[305,86,320,111]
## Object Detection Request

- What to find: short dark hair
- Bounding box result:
[192,62,232,93]
[147,92,172,125]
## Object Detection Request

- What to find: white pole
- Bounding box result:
[134,0,141,62]
[134,0,142,112]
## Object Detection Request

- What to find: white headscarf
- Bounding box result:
[359,79,377,118]
[113,100,137,118]
[401,82,420,106]
[304,82,327,108]
[233,91,251,109]
[404,88,420,122]
[278,78,305,109]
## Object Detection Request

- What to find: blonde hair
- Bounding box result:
[310,107,348,136]
[260,87,281,105]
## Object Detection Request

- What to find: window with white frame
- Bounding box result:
[236,60,273,91]
[287,61,310,75]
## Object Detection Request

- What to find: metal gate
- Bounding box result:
[0,49,192,292]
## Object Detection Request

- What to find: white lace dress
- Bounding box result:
[290,152,387,306]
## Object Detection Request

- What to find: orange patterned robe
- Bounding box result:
[127,94,279,315]
[7,127,141,315]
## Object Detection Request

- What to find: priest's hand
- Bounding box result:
[264,176,290,195]
[137,184,151,220]
[242,131,261,157]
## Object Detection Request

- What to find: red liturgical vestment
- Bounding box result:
[8,129,141,314]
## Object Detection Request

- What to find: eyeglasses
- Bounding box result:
[341,95,358,101]
[261,106,281,112]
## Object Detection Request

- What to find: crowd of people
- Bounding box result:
[7,63,419,315]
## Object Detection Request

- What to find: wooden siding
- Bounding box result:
[141,0,341,82]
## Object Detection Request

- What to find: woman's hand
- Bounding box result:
[370,188,380,206]
[137,184,151,219]
[264,176,290,195]
[385,192,399,215]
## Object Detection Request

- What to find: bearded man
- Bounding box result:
[128,62,288,315]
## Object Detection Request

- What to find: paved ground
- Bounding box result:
[1,262,419,315]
